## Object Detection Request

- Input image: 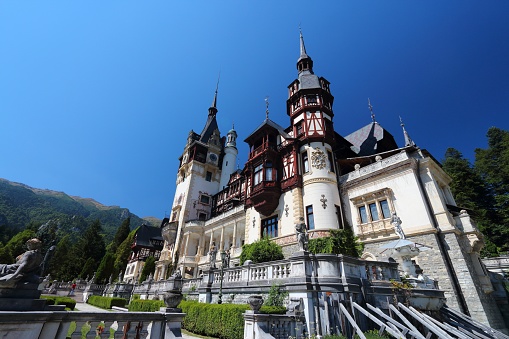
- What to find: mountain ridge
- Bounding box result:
[0,178,161,241]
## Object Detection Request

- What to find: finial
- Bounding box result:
[299,27,307,57]
[211,72,220,108]
[265,96,270,120]
[399,115,416,147]
[368,98,376,123]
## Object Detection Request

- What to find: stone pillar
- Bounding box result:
[183,234,190,258]
[232,221,238,249]
[220,227,225,251]
[209,231,214,251]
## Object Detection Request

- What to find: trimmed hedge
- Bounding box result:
[179,301,249,339]
[128,299,165,312]
[87,295,127,309]
[41,296,77,310]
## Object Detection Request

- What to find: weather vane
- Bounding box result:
[368,98,376,122]
[265,96,270,120]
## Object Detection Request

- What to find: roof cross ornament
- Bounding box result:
[368,98,376,123]
[265,96,270,120]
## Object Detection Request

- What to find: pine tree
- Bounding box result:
[108,217,131,253]
[114,227,138,277]
[139,256,156,283]
[474,127,509,253]
[96,252,115,283]
[442,148,499,256]
[79,219,106,266]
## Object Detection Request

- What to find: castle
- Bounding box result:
[152,32,506,330]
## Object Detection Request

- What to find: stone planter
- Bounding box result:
[163,291,183,309]
[248,295,264,313]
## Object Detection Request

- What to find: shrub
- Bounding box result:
[128,299,165,312]
[260,305,286,314]
[87,295,127,309]
[179,300,249,339]
[308,228,363,257]
[239,237,284,265]
[41,296,77,310]
[265,283,288,307]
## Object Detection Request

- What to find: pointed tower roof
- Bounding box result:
[400,116,416,147]
[200,84,220,143]
[296,30,314,76]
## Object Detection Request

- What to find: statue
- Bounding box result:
[391,212,405,239]
[223,246,231,268]
[0,238,43,288]
[209,241,217,269]
[295,217,309,251]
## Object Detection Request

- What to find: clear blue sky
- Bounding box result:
[1,2,508,218]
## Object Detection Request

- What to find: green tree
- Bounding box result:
[107,217,131,253]
[48,235,82,281]
[114,227,138,276]
[79,219,106,266]
[474,127,509,253]
[80,257,96,281]
[239,237,284,265]
[308,228,363,257]
[0,229,37,263]
[442,147,499,256]
[96,252,115,283]
[139,256,156,283]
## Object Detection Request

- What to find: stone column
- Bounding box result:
[209,231,214,251]
[219,227,225,251]
[232,221,238,249]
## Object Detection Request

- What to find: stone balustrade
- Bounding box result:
[244,311,306,339]
[0,310,184,339]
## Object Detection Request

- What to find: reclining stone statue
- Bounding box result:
[0,238,43,288]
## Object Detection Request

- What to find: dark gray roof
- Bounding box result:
[244,118,293,142]
[134,224,163,248]
[344,122,398,156]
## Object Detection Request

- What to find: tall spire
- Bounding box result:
[299,28,308,59]
[368,98,376,123]
[265,96,270,120]
[297,28,314,74]
[400,116,416,147]
[208,73,220,116]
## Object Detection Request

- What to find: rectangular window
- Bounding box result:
[254,164,263,185]
[265,161,273,181]
[198,213,207,221]
[336,205,344,229]
[327,150,335,173]
[261,216,278,238]
[369,203,379,221]
[306,205,315,230]
[206,171,212,182]
[380,200,390,219]
[200,195,210,204]
[359,206,368,224]
[296,122,303,136]
[302,151,309,173]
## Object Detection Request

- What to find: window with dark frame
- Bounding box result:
[198,213,207,221]
[327,150,335,173]
[254,164,263,185]
[302,151,309,173]
[200,194,210,205]
[265,161,274,181]
[306,205,315,230]
[206,171,212,182]
[261,216,278,238]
